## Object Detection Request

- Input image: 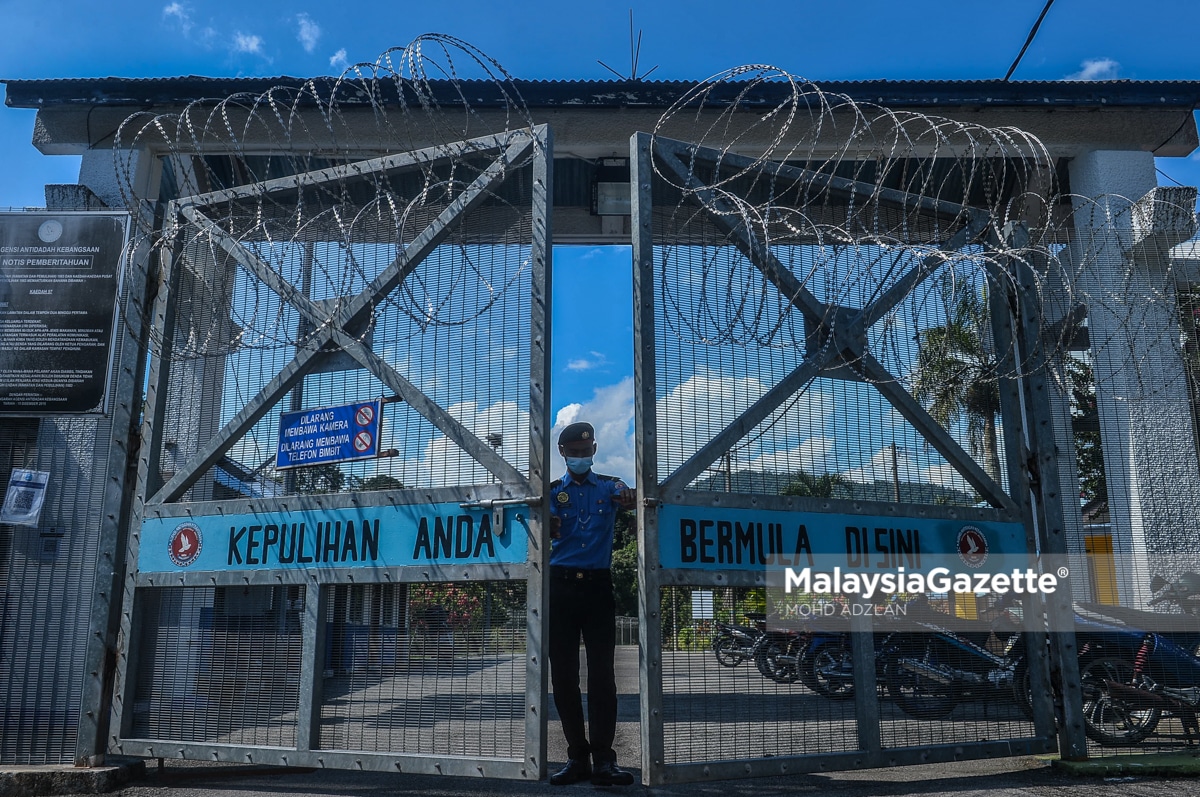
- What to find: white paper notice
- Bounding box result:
[1,469,50,527]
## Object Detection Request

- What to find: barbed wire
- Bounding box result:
[98,41,1200,504]
[649,65,1199,404]
[112,34,536,364]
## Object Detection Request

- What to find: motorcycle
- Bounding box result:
[779,620,892,699]
[1072,572,1200,746]
[711,612,766,668]
[752,623,805,682]
[881,595,1032,720]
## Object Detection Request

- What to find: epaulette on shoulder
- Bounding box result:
[550,478,563,490]
[596,473,621,482]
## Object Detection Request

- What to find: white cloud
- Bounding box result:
[296,13,320,54]
[391,399,530,488]
[377,378,635,488]
[841,445,922,484]
[840,446,974,493]
[747,436,834,473]
[329,48,349,71]
[921,462,972,492]
[233,32,264,55]
[162,2,192,34]
[1065,58,1120,81]
[654,372,834,474]
[552,377,635,482]
[566,351,608,371]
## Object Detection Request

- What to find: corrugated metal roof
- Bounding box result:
[7,76,1200,110]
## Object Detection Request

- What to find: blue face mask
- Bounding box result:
[565,456,593,475]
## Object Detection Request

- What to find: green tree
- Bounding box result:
[610,536,639,617]
[609,509,639,616]
[911,280,1002,482]
[782,470,853,498]
[292,463,345,494]
[1068,357,1107,502]
[351,474,405,491]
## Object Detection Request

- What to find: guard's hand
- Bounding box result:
[614,488,637,510]
[549,514,562,540]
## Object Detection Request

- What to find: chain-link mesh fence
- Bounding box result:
[113,36,550,778]
[97,40,1200,777]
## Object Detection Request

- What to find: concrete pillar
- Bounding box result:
[78,149,131,212]
[1068,150,1200,606]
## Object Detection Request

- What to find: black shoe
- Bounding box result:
[590,760,634,787]
[550,758,592,786]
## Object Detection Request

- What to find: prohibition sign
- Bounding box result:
[354,430,374,452]
[355,404,375,426]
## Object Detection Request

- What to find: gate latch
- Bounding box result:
[460,496,543,532]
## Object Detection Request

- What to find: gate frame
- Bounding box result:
[110,125,554,780]
[631,131,1083,785]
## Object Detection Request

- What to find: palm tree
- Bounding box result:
[782,470,853,498]
[911,280,1003,482]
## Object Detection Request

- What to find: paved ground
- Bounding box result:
[14,645,1200,796]
[17,754,1200,797]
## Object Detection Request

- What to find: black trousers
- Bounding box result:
[547,569,618,765]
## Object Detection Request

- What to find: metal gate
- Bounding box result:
[631,124,1082,784]
[111,125,554,779]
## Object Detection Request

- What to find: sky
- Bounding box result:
[3,0,1200,484]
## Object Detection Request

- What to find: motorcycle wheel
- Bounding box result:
[802,640,855,700]
[795,641,824,692]
[885,646,959,720]
[712,635,746,667]
[755,638,799,683]
[1079,655,1160,746]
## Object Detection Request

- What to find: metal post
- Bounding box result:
[525,124,553,781]
[296,579,327,752]
[890,444,901,503]
[631,131,666,786]
[284,242,313,496]
[849,612,881,756]
[111,204,185,744]
[1006,222,1088,759]
[987,259,1058,747]
[75,207,152,765]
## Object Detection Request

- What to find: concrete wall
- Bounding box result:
[1068,151,1200,606]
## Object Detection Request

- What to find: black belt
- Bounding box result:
[550,566,612,582]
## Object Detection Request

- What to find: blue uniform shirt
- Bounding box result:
[548,469,629,569]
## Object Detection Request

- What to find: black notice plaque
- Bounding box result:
[0,212,130,415]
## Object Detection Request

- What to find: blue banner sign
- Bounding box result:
[140,502,529,573]
[658,504,1028,574]
[277,399,381,469]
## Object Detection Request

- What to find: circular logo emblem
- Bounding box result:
[168,522,202,567]
[38,219,63,243]
[355,404,375,426]
[555,491,570,504]
[957,526,989,569]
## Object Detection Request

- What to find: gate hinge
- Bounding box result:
[1026,453,1041,491]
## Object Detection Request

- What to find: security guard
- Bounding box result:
[547,421,636,786]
